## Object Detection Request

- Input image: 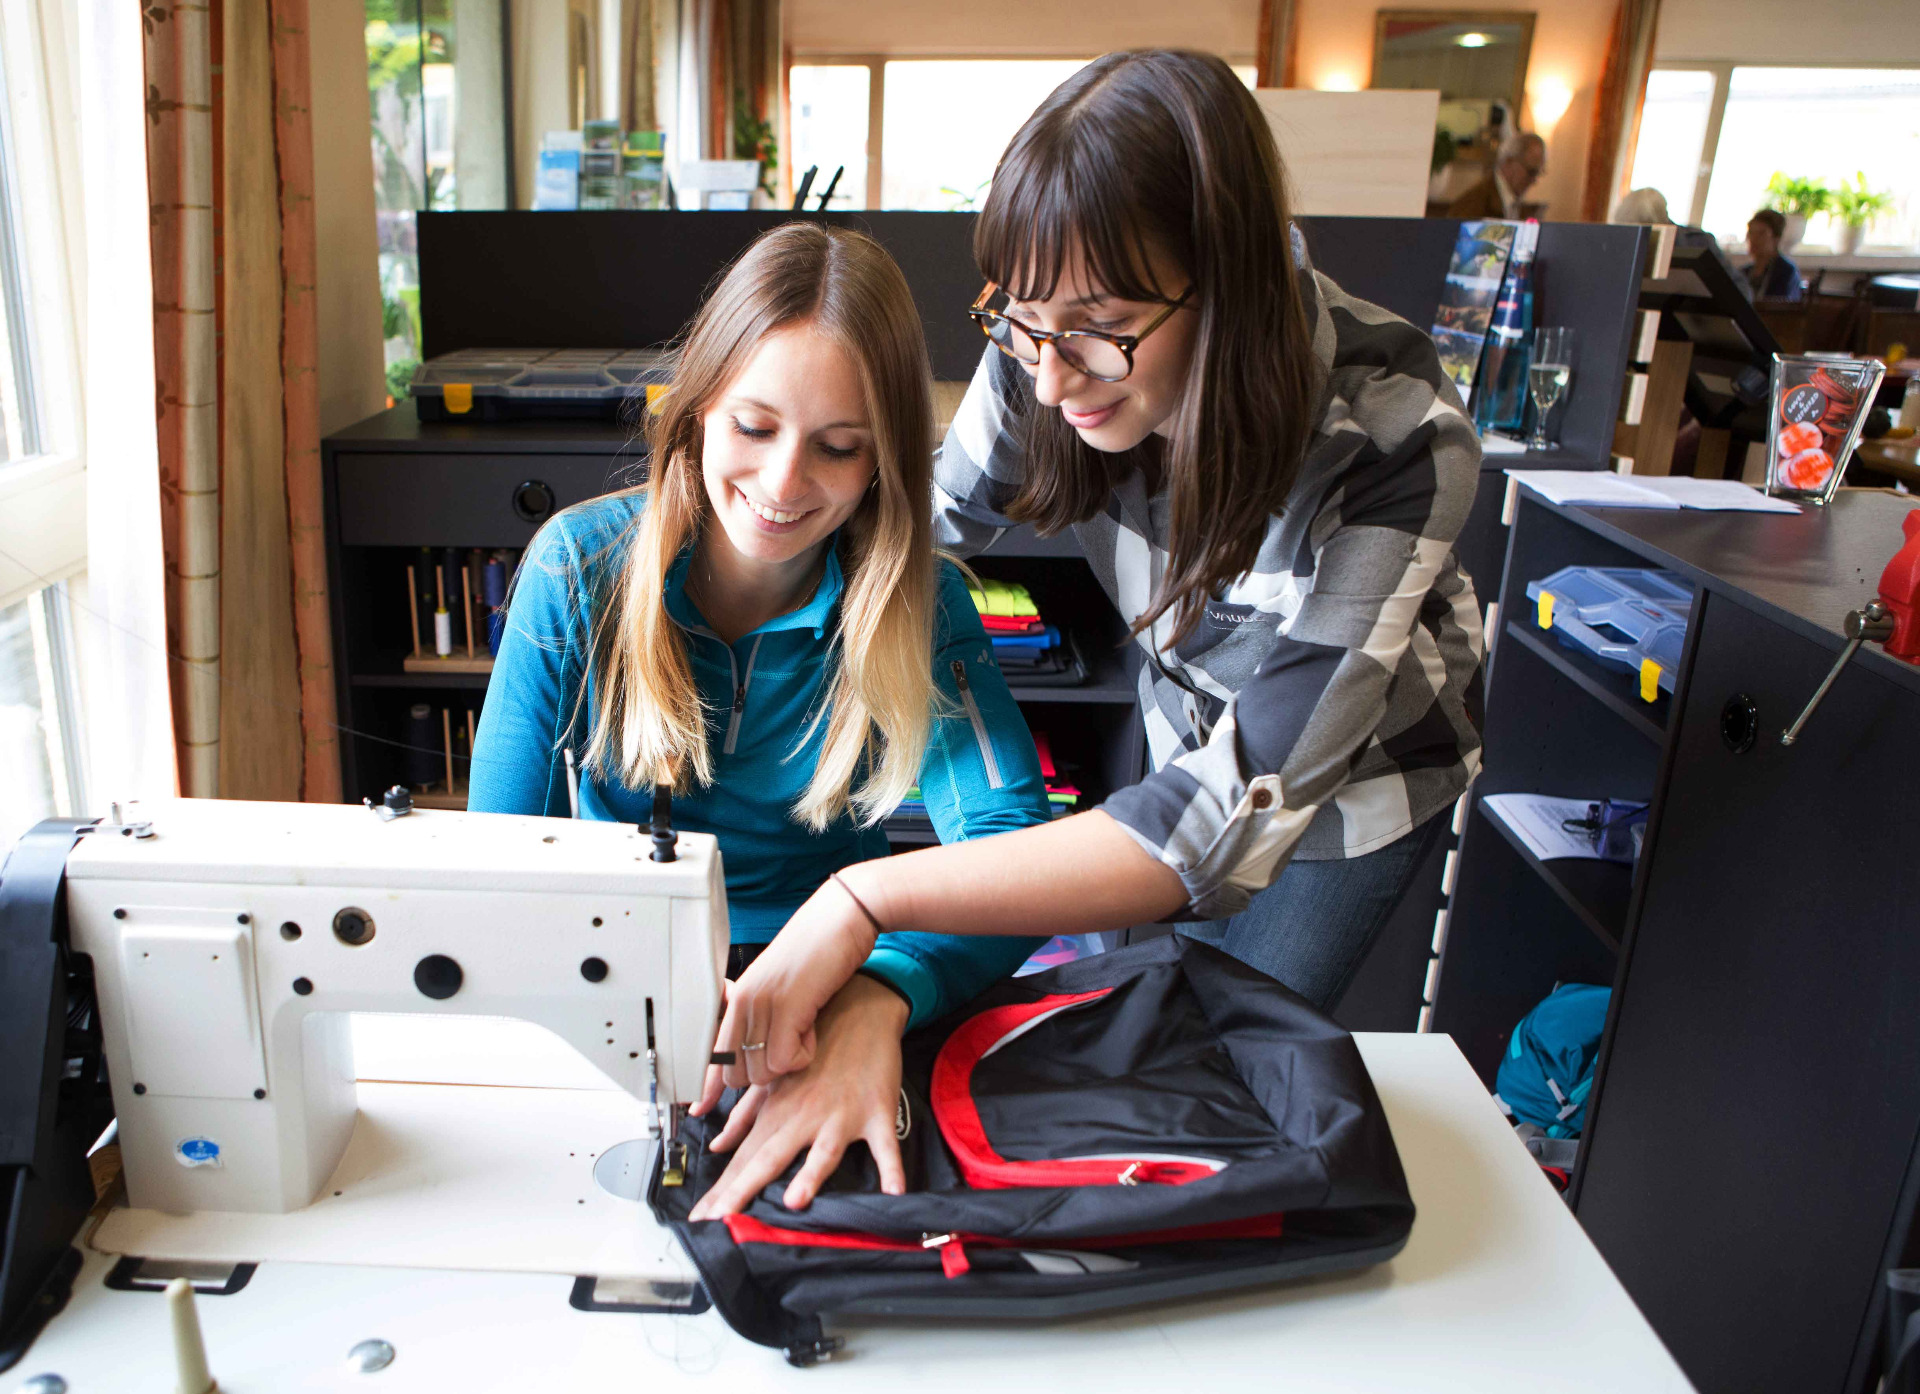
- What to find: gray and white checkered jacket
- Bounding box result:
[934,261,1485,920]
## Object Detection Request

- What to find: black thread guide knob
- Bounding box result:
[649,782,677,862]
[512,479,556,523]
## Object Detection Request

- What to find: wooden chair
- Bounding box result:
[1866,310,1920,360]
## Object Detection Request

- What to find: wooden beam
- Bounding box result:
[1256,0,1300,88]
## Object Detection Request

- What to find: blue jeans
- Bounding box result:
[1176,810,1449,1012]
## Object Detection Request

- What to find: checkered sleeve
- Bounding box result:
[1100,300,1483,919]
[932,347,1033,559]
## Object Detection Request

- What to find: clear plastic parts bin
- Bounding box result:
[409,348,671,422]
[1524,565,1694,700]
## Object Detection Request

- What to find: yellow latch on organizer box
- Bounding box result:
[646,383,670,415]
[1536,592,1555,629]
[1639,658,1661,702]
[443,383,473,414]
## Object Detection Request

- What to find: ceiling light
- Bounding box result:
[1455,32,1494,48]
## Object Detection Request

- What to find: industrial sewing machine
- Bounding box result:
[0,796,728,1370]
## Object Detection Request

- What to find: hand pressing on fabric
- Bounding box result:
[705,872,882,1090]
[686,972,910,1219]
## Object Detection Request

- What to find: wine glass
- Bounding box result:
[1528,327,1575,450]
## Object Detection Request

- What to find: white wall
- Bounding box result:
[1657,0,1920,64]
[786,0,1257,59]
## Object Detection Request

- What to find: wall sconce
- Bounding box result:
[1315,71,1361,92]
[1529,78,1573,135]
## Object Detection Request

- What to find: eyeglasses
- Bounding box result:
[968,283,1193,384]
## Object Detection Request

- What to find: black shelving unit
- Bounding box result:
[1433,485,1920,1394]
[320,406,1146,836]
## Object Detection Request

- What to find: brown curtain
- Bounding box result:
[142,0,340,803]
[691,0,781,191]
[1583,0,1663,222]
[1255,0,1301,88]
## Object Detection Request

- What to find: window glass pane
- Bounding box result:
[1701,67,1920,250]
[880,60,1092,210]
[0,591,58,851]
[789,65,870,210]
[1628,69,1716,224]
[0,52,42,466]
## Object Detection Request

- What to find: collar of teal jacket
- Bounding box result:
[661,536,845,641]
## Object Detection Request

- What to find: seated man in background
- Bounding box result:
[1446,132,1546,220]
[1742,209,1803,302]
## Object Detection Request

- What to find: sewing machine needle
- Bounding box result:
[167,1277,217,1394]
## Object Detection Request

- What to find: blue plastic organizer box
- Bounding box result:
[1522,566,1693,700]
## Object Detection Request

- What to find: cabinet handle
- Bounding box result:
[512,479,556,523]
[1780,600,1894,746]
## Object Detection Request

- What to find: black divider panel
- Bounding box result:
[418,211,987,381]
[419,212,1645,469]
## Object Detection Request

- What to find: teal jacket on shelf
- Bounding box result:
[469,492,1051,1028]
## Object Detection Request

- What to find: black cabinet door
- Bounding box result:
[1576,592,1920,1394]
[336,453,636,547]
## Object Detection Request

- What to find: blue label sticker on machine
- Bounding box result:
[175,1137,222,1168]
[1523,566,1693,696]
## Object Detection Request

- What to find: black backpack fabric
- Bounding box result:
[650,937,1414,1365]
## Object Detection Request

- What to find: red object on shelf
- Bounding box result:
[1880,509,1920,663]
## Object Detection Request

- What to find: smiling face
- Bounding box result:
[698,323,876,576]
[1003,245,1199,454]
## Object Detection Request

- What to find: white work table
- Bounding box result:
[14,1033,1694,1392]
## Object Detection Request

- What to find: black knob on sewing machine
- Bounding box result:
[413,954,463,1000]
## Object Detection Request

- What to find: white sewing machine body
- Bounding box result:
[63,799,725,1279]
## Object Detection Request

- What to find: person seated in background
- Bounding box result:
[1446,132,1546,220]
[1743,209,1803,302]
[1610,187,1671,225]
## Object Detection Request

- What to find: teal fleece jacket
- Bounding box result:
[468,493,1050,1028]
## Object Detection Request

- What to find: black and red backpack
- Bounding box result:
[651,937,1415,1364]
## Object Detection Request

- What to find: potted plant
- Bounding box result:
[1830,172,1895,256]
[1763,172,1832,251]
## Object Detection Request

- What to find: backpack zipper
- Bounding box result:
[721,1212,1285,1281]
[950,658,1004,789]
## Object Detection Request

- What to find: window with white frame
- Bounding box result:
[788,58,1260,212]
[1631,65,1920,252]
[0,0,91,847]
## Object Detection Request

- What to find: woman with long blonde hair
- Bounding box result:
[471,222,1052,1211]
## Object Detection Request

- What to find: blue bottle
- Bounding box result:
[1476,220,1538,434]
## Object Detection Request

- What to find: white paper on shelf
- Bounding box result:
[1505,469,1803,514]
[1478,432,1528,455]
[1481,793,1612,862]
[1615,475,1802,513]
[1504,470,1681,509]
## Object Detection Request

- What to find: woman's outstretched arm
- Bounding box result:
[708,809,1186,1089]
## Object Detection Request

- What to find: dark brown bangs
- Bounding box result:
[974,57,1182,307]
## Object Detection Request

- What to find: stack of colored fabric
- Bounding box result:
[967,577,1087,687]
[1031,731,1081,820]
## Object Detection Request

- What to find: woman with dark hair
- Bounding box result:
[693,49,1484,1215]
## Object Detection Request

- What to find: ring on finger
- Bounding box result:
[743,1042,767,1051]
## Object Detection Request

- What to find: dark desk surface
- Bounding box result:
[1540,489,1920,697]
[327,405,643,454]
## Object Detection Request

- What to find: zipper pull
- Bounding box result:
[921,1232,971,1278]
[950,658,970,692]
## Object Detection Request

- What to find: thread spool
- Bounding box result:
[484,556,508,655]
[405,702,438,789]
